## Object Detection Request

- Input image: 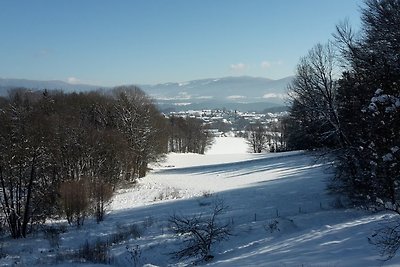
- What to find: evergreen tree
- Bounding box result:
[334,0,400,203]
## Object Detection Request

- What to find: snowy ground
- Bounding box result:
[1,136,399,266]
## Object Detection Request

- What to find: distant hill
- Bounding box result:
[0,76,293,112]
[0,78,105,96]
[140,76,293,112]
[140,76,292,103]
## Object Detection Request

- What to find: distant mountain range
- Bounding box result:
[0,78,104,94]
[0,76,293,112]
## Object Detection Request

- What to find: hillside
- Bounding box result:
[0,137,398,266]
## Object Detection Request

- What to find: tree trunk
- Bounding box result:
[22,154,36,238]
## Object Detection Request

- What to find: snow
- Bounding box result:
[396,99,400,108]
[206,136,249,154]
[1,136,400,266]
[383,153,394,162]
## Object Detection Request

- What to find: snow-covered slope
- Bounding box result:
[0,137,398,266]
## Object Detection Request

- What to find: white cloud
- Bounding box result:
[230,63,248,72]
[196,96,214,99]
[227,95,246,100]
[261,61,271,69]
[67,77,81,84]
[260,60,283,69]
[263,93,285,99]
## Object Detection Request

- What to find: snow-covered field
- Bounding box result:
[1,136,399,266]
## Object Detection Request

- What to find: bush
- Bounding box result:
[43,225,66,248]
[265,220,280,233]
[78,239,110,264]
[369,217,400,261]
[154,187,181,201]
[59,180,90,227]
[110,223,142,244]
[126,245,142,267]
[169,199,231,262]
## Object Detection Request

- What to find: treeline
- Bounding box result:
[287,0,399,206]
[0,86,212,238]
[245,119,288,153]
[167,116,213,154]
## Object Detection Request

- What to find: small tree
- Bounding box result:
[369,217,400,261]
[246,122,267,153]
[169,199,231,262]
[90,181,113,223]
[59,180,90,227]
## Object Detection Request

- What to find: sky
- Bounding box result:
[0,0,362,86]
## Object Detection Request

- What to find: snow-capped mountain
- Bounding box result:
[0,76,293,111]
[141,76,292,102]
[140,76,293,111]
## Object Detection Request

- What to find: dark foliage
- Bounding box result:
[333,0,400,204]
[167,116,213,154]
[0,87,168,237]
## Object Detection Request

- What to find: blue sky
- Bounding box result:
[0,0,362,86]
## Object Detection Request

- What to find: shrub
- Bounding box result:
[169,199,231,262]
[265,219,280,233]
[111,223,142,244]
[126,245,142,267]
[369,219,400,261]
[78,239,110,264]
[43,225,66,248]
[59,180,90,227]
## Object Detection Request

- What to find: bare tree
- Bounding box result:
[167,116,213,154]
[59,180,90,227]
[246,122,267,153]
[369,217,400,261]
[90,180,113,223]
[288,42,349,149]
[169,199,232,262]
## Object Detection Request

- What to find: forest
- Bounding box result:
[0,86,212,238]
